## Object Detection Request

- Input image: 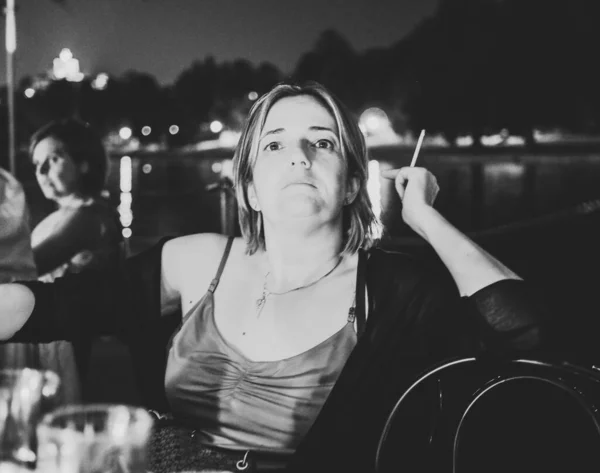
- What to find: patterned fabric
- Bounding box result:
[148,421,289,473]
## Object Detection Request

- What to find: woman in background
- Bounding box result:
[29,119,123,403]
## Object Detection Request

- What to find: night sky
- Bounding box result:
[1,0,438,85]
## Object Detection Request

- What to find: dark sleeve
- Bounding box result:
[463,279,545,354]
[9,237,173,344]
[404,247,546,356]
[33,208,104,276]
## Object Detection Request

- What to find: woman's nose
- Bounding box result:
[290,146,311,168]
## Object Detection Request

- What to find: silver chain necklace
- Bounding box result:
[255,255,344,317]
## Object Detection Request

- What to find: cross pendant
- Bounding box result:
[256,291,267,315]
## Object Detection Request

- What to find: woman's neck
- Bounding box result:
[261,222,345,292]
[55,193,95,209]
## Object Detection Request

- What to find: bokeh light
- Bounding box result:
[210,120,223,133]
[359,108,390,135]
[119,127,132,140]
[91,73,109,90]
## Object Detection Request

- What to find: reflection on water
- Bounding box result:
[118,156,133,239]
[18,146,600,250]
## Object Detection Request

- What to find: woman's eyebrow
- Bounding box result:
[259,125,337,141]
[260,128,284,140]
[309,126,336,133]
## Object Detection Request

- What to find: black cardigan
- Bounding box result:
[10,238,543,472]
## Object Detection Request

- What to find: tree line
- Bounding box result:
[2,0,598,156]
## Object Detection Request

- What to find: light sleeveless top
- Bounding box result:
[164,238,364,453]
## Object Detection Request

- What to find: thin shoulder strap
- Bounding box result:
[207,236,234,293]
[354,248,368,338]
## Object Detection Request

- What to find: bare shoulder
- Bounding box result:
[162,233,244,294]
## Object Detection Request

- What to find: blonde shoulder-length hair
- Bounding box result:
[233,81,378,255]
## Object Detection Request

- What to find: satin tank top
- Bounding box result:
[164,239,359,453]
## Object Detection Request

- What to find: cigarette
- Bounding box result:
[410,129,426,167]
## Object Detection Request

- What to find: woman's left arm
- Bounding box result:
[384,167,521,297]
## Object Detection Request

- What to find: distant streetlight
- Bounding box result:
[169,125,179,135]
[210,120,223,133]
[248,91,258,101]
[91,73,109,90]
[24,88,35,98]
[141,126,151,136]
[119,127,132,140]
[5,0,17,174]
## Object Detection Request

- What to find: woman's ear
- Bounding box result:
[345,175,360,205]
[247,184,261,211]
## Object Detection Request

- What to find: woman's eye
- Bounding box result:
[264,142,282,152]
[314,139,334,150]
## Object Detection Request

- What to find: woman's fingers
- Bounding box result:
[381,169,404,199]
[380,169,400,179]
[381,166,439,205]
[381,167,419,200]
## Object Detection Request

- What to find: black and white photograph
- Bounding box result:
[0,1,599,472]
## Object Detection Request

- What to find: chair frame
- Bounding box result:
[375,357,600,473]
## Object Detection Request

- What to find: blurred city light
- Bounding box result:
[359,108,402,147]
[91,73,109,91]
[119,156,132,193]
[59,48,73,61]
[359,108,390,135]
[487,162,525,178]
[169,125,179,135]
[53,48,84,82]
[24,88,35,98]
[456,135,474,147]
[211,162,223,173]
[119,156,133,235]
[141,126,152,136]
[221,159,234,179]
[119,127,133,140]
[481,133,505,147]
[5,0,16,53]
[142,163,152,174]
[248,91,258,101]
[506,136,526,146]
[218,130,240,148]
[210,120,223,133]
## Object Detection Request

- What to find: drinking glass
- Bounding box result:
[0,368,60,469]
[36,404,154,473]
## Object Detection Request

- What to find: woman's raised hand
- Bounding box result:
[381,167,440,238]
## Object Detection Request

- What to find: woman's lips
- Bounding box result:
[284,180,316,189]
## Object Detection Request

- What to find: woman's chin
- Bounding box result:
[41,188,65,202]
[277,201,321,219]
[270,205,340,230]
[41,189,57,200]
